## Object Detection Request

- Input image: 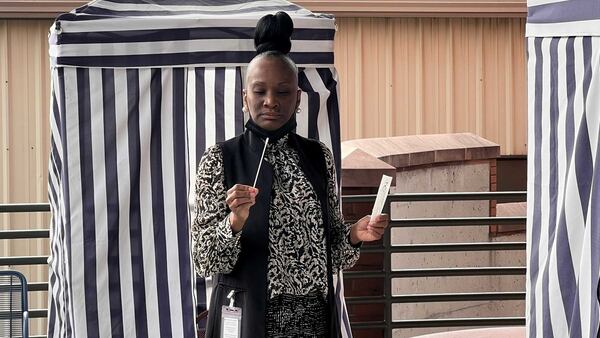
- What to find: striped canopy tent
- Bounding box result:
[47,1,347,337]
[526,1,600,337]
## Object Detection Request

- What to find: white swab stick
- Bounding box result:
[253,137,269,188]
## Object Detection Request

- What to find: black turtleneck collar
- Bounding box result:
[245,116,297,143]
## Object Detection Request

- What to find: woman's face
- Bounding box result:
[243,56,301,131]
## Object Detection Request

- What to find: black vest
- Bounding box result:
[205,130,340,338]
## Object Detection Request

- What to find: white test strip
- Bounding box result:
[252,137,269,188]
[370,175,393,221]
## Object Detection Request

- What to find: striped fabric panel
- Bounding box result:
[49,0,335,68]
[50,48,334,69]
[48,64,348,337]
[55,27,334,45]
[526,0,600,37]
[526,36,600,338]
[69,0,306,17]
[48,67,197,338]
[48,67,69,338]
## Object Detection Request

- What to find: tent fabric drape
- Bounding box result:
[47,1,349,337]
[526,1,600,337]
[526,0,600,37]
[48,67,198,338]
[49,0,335,68]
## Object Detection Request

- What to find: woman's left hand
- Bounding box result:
[350,214,390,245]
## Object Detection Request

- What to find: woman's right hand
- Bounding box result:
[226,184,259,233]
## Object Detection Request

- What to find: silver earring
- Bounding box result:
[296,107,302,114]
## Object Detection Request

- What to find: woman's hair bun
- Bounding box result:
[254,11,294,55]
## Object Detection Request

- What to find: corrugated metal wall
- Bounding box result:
[0,16,526,335]
[334,17,527,155]
[1,19,53,335]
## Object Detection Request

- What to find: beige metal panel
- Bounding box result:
[0,19,53,335]
[1,0,528,18]
[1,20,8,213]
[334,17,527,155]
[296,0,527,17]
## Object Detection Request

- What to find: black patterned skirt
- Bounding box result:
[265,293,328,338]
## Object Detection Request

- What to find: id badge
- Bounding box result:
[220,305,242,338]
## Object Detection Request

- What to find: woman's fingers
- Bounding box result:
[226,189,255,201]
[228,197,256,209]
[227,184,258,195]
[369,213,389,224]
[367,226,385,237]
[368,218,387,236]
[227,183,247,194]
[368,220,387,229]
[225,184,259,232]
[353,213,389,241]
[226,184,258,210]
[226,191,254,205]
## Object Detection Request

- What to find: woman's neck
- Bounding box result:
[245,117,297,142]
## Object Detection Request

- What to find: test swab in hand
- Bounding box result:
[252,137,269,188]
[370,175,392,222]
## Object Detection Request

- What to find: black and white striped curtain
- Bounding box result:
[48,65,342,338]
[47,1,348,337]
[526,1,600,337]
[49,67,198,338]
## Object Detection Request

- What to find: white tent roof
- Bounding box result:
[49,0,336,68]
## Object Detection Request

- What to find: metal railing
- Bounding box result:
[1,191,527,337]
[342,191,527,337]
[0,203,51,325]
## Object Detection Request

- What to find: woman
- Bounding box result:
[192,11,389,338]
